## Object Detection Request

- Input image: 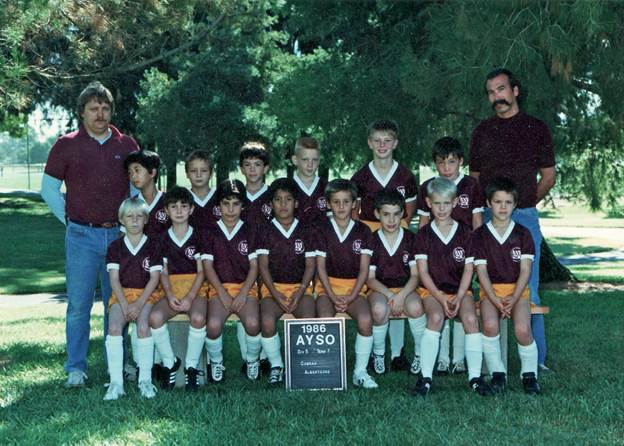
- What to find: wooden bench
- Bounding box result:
[168,304,549,386]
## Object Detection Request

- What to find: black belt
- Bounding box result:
[68,219,119,229]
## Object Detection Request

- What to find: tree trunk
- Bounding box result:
[540,238,577,283]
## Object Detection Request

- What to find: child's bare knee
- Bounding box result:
[371,302,388,324]
[482,318,499,336]
[261,318,276,337]
[244,318,260,336]
[206,319,223,339]
[190,313,206,328]
[515,323,532,343]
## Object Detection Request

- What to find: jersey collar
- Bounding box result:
[368,160,398,187]
[137,190,163,212]
[330,217,355,243]
[167,226,193,248]
[123,234,148,256]
[378,227,404,256]
[247,184,268,202]
[191,188,216,207]
[271,218,299,239]
[293,173,320,197]
[217,219,244,241]
[431,220,458,245]
[486,220,515,244]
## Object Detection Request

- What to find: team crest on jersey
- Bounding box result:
[294,239,304,254]
[155,209,168,223]
[352,239,362,254]
[458,194,470,209]
[141,257,151,271]
[213,206,222,217]
[262,203,272,217]
[511,247,522,262]
[238,240,249,255]
[452,247,465,262]
[402,251,410,265]
[185,246,196,259]
[317,196,327,210]
[396,186,406,197]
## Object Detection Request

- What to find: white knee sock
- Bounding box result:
[260,334,283,368]
[388,319,405,358]
[151,324,175,368]
[518,341,538,378]
[185,325,206,369]
[105,335,124,385]
[205,335,223,363]
[372,323,389,355]
[236,322,247,360]
[438,320,450,364]
[420,328,441,379]
[482,334,506,374]
[464,333,483,381]
[354,334,373,374]
[452,321,466,363]
[408,315,427,357]
[245,333,262,362]
[130,322,139,365]
[136,337,154,383]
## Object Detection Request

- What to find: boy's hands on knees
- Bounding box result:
[334,294,348,313]
[177,295,193,312]
[167,294,182,312]
[489,294,508,318]
[389,293,406,317]
[231,293,248,313]
[274,291,291,313]
[126,301,142,321]
[442,296,459,319]
[217,290,233,312]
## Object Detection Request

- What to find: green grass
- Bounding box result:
[1,291,623,444]
[0,197,66,294]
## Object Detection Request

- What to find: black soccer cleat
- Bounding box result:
[522,372,541,395]
[259,358,271,376]
[240,361,247,376]
[160,357,181,390]
[184,366,202,392]
[152,363,164,383]
[490,372,507,394]
[470,376,494,396]
[390,347,410,372]
[412,376,432,397]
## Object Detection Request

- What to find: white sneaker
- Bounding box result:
[409,355,421,376]
[246,360,260,380]
[452,361,466,374]
[268,367,284,385]
[138,381,157,399]
[103,383,125,401]
[210,361,226,383]
[435,359,450,375]
[353,370,378,389]
[124,363,138,382]
[372,353,386,375]
[65,370,87,388]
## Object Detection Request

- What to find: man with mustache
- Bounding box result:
[42,81,140,388]
[468,68,556,371]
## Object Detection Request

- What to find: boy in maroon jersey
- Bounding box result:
[315,179,378,389]
[472,177,540,395]
[124,150,170,239]
[413,177,492,397]
[351,119,418,372]
[148,187,208,392]
[291,136,329,225]
[185,150,221,228]
[202,180,262,382]
[366,189,425,376]
[104,197,162,400]
[257,178,317,384]
[416,137,485,375]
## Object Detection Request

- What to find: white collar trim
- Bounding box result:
[247,184,268,202]
[137,190,163,212]
[431,220,458,245]
[486,220,515,244]
[368,160,399,187]
[330,217,355,243]
[123,234,148,256]
[378,228,404,256]
[217,219,244,241]
[271,218,299,239]
[168,226,193,248]
[191,188,216,207]
[293,173,320,197]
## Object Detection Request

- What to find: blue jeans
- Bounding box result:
[484,207,548,365]
[65,221,119,373]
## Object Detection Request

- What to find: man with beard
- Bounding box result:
[468,68,556,371]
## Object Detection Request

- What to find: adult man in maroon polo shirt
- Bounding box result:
[469,68,556,370]
[42,81,139,387]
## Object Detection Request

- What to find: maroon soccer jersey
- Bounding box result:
[414,221,474,294]
[469,112,556,208]
[256,218,316,283]
[136,191,171,239]
[241,184,273,224]
[369,228,417,288]
[106,235,163,289]
[188,188,221,230]
[471,221,535,284]
[44,125,139,224]
[416,174,485,227]
[351,161,418,221]
[200,220,257,283]
[159,227,202,275]
[293,174,329,225]
[314,218,372,279]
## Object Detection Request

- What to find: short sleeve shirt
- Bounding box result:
[159,227,202,275]
[136,191,170,239]
[293,174,329,225]
[471,221,535,284]
[369,228,417,288]
[44,125,139,223]
[106,235,163,288]
[314,218,372,279]
[188,189,221,230]
[351,161,417,221]
[241,185,273,223]
[414,221,474,294]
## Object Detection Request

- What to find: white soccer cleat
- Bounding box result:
[372,353,386,375]
[138,381,157,399]
[103,383,125,401]
[353,370,378,389]
[409,355,421,376]
[452,361,467,374]
[210,361,226,383]
[246,360,260,381]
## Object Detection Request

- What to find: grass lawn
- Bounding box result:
[1,290,623,444]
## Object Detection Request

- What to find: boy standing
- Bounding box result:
[351,119,418,371]
[315,179,378,389]
[240,141,273,223]
[472,177,540,394]
[185,150,221,229]
[291,137,329,225]
[416,137,485,375]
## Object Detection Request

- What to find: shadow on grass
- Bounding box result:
[547,236,614,258]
